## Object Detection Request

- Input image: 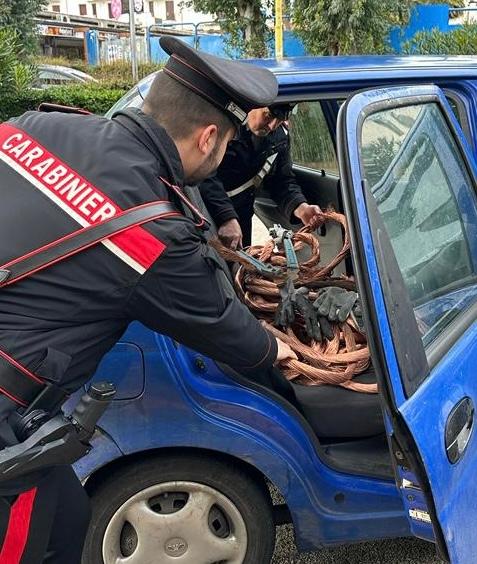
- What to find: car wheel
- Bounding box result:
[82,453,276,564]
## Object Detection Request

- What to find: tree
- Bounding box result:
[402,24,477,55]
[0,29,35,96]
[0,0,46,56]
[184,0,273,58]
[291,0,465,56]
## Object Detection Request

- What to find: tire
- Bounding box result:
[82,453,276,564]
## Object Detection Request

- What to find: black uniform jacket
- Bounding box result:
[0,108,277,411]
[199,124,306,227]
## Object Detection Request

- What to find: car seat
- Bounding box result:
[183,185,384,440]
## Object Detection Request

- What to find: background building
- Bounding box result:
[43,0,210,27]
[37,0,211,62]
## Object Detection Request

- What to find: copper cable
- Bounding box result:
[210,211,377,394]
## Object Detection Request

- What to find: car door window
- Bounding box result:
[360,102,477,350]
[38,70,71,85]
[288,101,338,175]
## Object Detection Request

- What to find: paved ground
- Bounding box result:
[271,525,444,564]
[252,214,270,244]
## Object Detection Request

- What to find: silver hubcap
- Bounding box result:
[102,480,248,564]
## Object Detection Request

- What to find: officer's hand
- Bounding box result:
[275,338,298,363]
[218,218,243,250]
[293,203,323,229]
[313,287,358,323]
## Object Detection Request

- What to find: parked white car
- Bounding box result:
[33,64,97,88]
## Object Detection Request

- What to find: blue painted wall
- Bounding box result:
[104,4,459,64]
[147,29,306,63]
[147,5,456,62]
[389,4,452,53]
[148,33,195,63]
[197,34,239,58]
[282,30,308,57]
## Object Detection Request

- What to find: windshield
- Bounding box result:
[104,72,158,118]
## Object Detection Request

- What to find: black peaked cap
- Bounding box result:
[269,102,296,120]
[160,36,278,125]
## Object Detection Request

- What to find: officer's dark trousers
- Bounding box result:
[0,465,91,564]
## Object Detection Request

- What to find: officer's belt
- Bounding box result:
[226,152,278,198]
[0,200,178,409]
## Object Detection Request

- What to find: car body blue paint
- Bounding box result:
[73,425,124,480]
[343,84,477,560]
[120,56,477,94]
[245,54,477,74]
[86,58,477,558]
[399,327,477,563]
[86,341,145,399]
[76,326,409,550]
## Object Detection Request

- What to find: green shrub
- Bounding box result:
[2,57,163,122]
[0,83,125,122]
[289,102,336,172]
[34,55,86,69]
[87,61,162,90]
[402,24,477,55]
[0,29,35,97]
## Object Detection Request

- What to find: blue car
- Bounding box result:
[77,55,477,564]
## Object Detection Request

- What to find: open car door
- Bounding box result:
[338,84,477,563]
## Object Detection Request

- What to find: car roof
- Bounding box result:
[135,54,477,102]
[38,64,94,79]
[242,55,477,87]
[247,54,477,73]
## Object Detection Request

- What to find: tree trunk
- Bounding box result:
[238,0,253,43]
[237,0,267,57]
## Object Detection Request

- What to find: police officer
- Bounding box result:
[199,103,322,249]
[0,37,297,563]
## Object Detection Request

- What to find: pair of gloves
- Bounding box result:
[275,281,363,341]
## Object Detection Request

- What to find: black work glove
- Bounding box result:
[293,290,323,341]
[350,300,366,333]
[318,314,334,341]
[275,278,296,328]
[313,287,359,323]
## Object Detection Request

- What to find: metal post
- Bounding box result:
[194,23,199,50]
[145,26,151,62]
[128,0,138,82]
[275,0,283,60]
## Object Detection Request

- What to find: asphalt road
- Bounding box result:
[271,525,445,564]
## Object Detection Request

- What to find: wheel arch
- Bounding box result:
[83,446,292,526]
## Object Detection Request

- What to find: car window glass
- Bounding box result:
[104,87,144,118]
[288,101,338,175]
[360,102,477,351]
[37,70,71,85]
[68,69,91,80]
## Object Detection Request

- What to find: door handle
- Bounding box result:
[445,397,474,464]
